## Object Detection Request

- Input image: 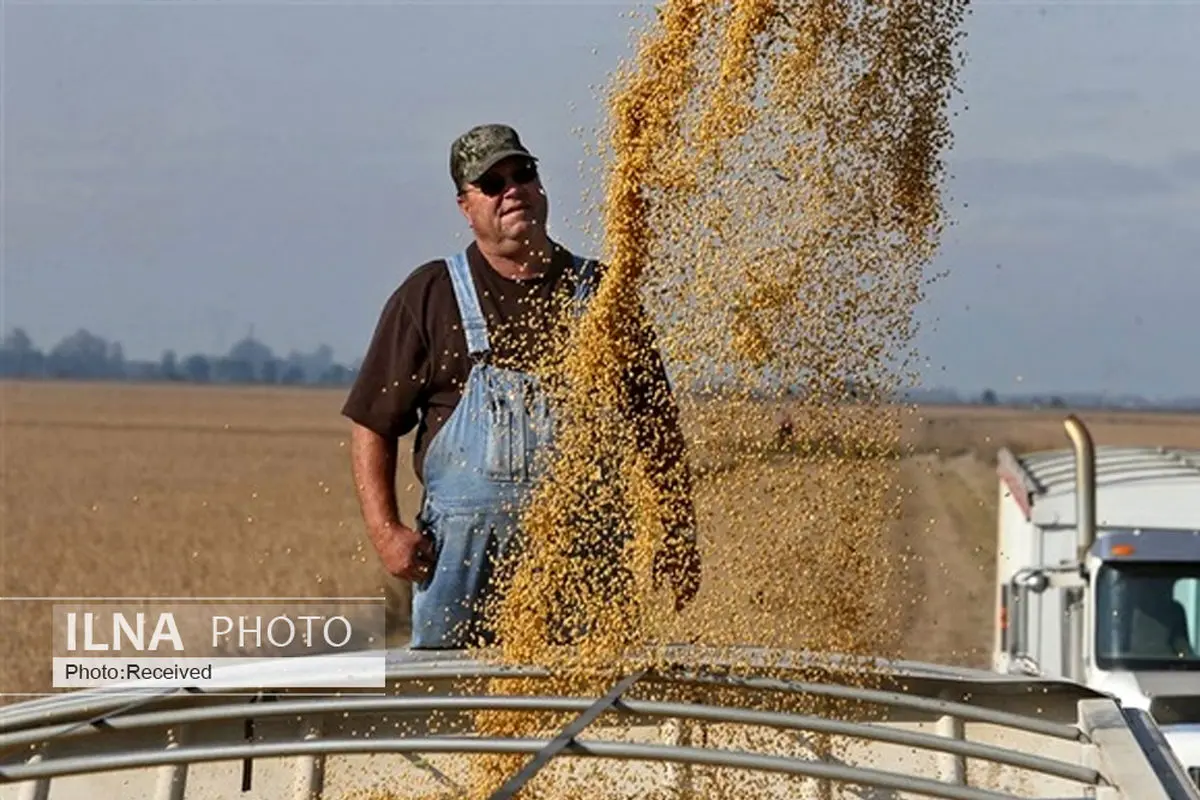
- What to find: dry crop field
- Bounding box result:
[3,379,1199,703]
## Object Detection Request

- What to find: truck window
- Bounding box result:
[1095,561,1200,671]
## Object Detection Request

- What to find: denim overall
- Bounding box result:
[409,249,599,649]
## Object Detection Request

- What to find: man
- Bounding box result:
[341,123,700,649]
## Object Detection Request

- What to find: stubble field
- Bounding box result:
[4,379,1200,704]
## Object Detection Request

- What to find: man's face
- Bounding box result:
[457,157,549,251]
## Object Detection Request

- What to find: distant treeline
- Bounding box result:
[3,326,1198,412]
[901,386,1200,413]
[0,327,358,387]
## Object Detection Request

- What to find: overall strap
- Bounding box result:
[445,251,490,359]
[571,254,601,308]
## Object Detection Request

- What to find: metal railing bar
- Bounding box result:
[0,687,213,735]
[667,670,1087,742]
[487,670,646,799]
[0,690,282,760]
[0,694,1101,786]
[0,735,1029,800]
[28,689,182,745]
[0,659,1088,739]
[379,663,1092,741]
[0,671,483,735]
[1119,708,1200,800]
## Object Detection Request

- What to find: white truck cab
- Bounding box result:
[994,415,1200,787]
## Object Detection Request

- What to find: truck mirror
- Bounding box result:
[1019,571,1050,594]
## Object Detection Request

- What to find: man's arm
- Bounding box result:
[349,422,401,539]
[341,281,434,582]
[348,422,433,583]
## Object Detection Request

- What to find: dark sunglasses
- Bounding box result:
[470,162,539,197]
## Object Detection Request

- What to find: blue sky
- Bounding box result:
[4,1,1198,397]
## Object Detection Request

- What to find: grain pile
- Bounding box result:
[425,0,967,796]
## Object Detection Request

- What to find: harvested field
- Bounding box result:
[3,380,1200,702]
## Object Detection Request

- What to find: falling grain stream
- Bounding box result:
[356,1,970,796]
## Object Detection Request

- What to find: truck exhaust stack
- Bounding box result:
[1063,414,1097,560]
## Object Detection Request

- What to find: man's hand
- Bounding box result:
[654,535,702,613]
[373,523,436,583]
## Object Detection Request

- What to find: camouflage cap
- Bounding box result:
[449,124,538,191]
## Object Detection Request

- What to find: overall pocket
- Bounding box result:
[412,504,444,592]
[484,390,518,482]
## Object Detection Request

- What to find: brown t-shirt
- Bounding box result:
[341,240,680,484]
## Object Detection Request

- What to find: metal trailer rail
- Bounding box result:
[1,645,1198,799]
